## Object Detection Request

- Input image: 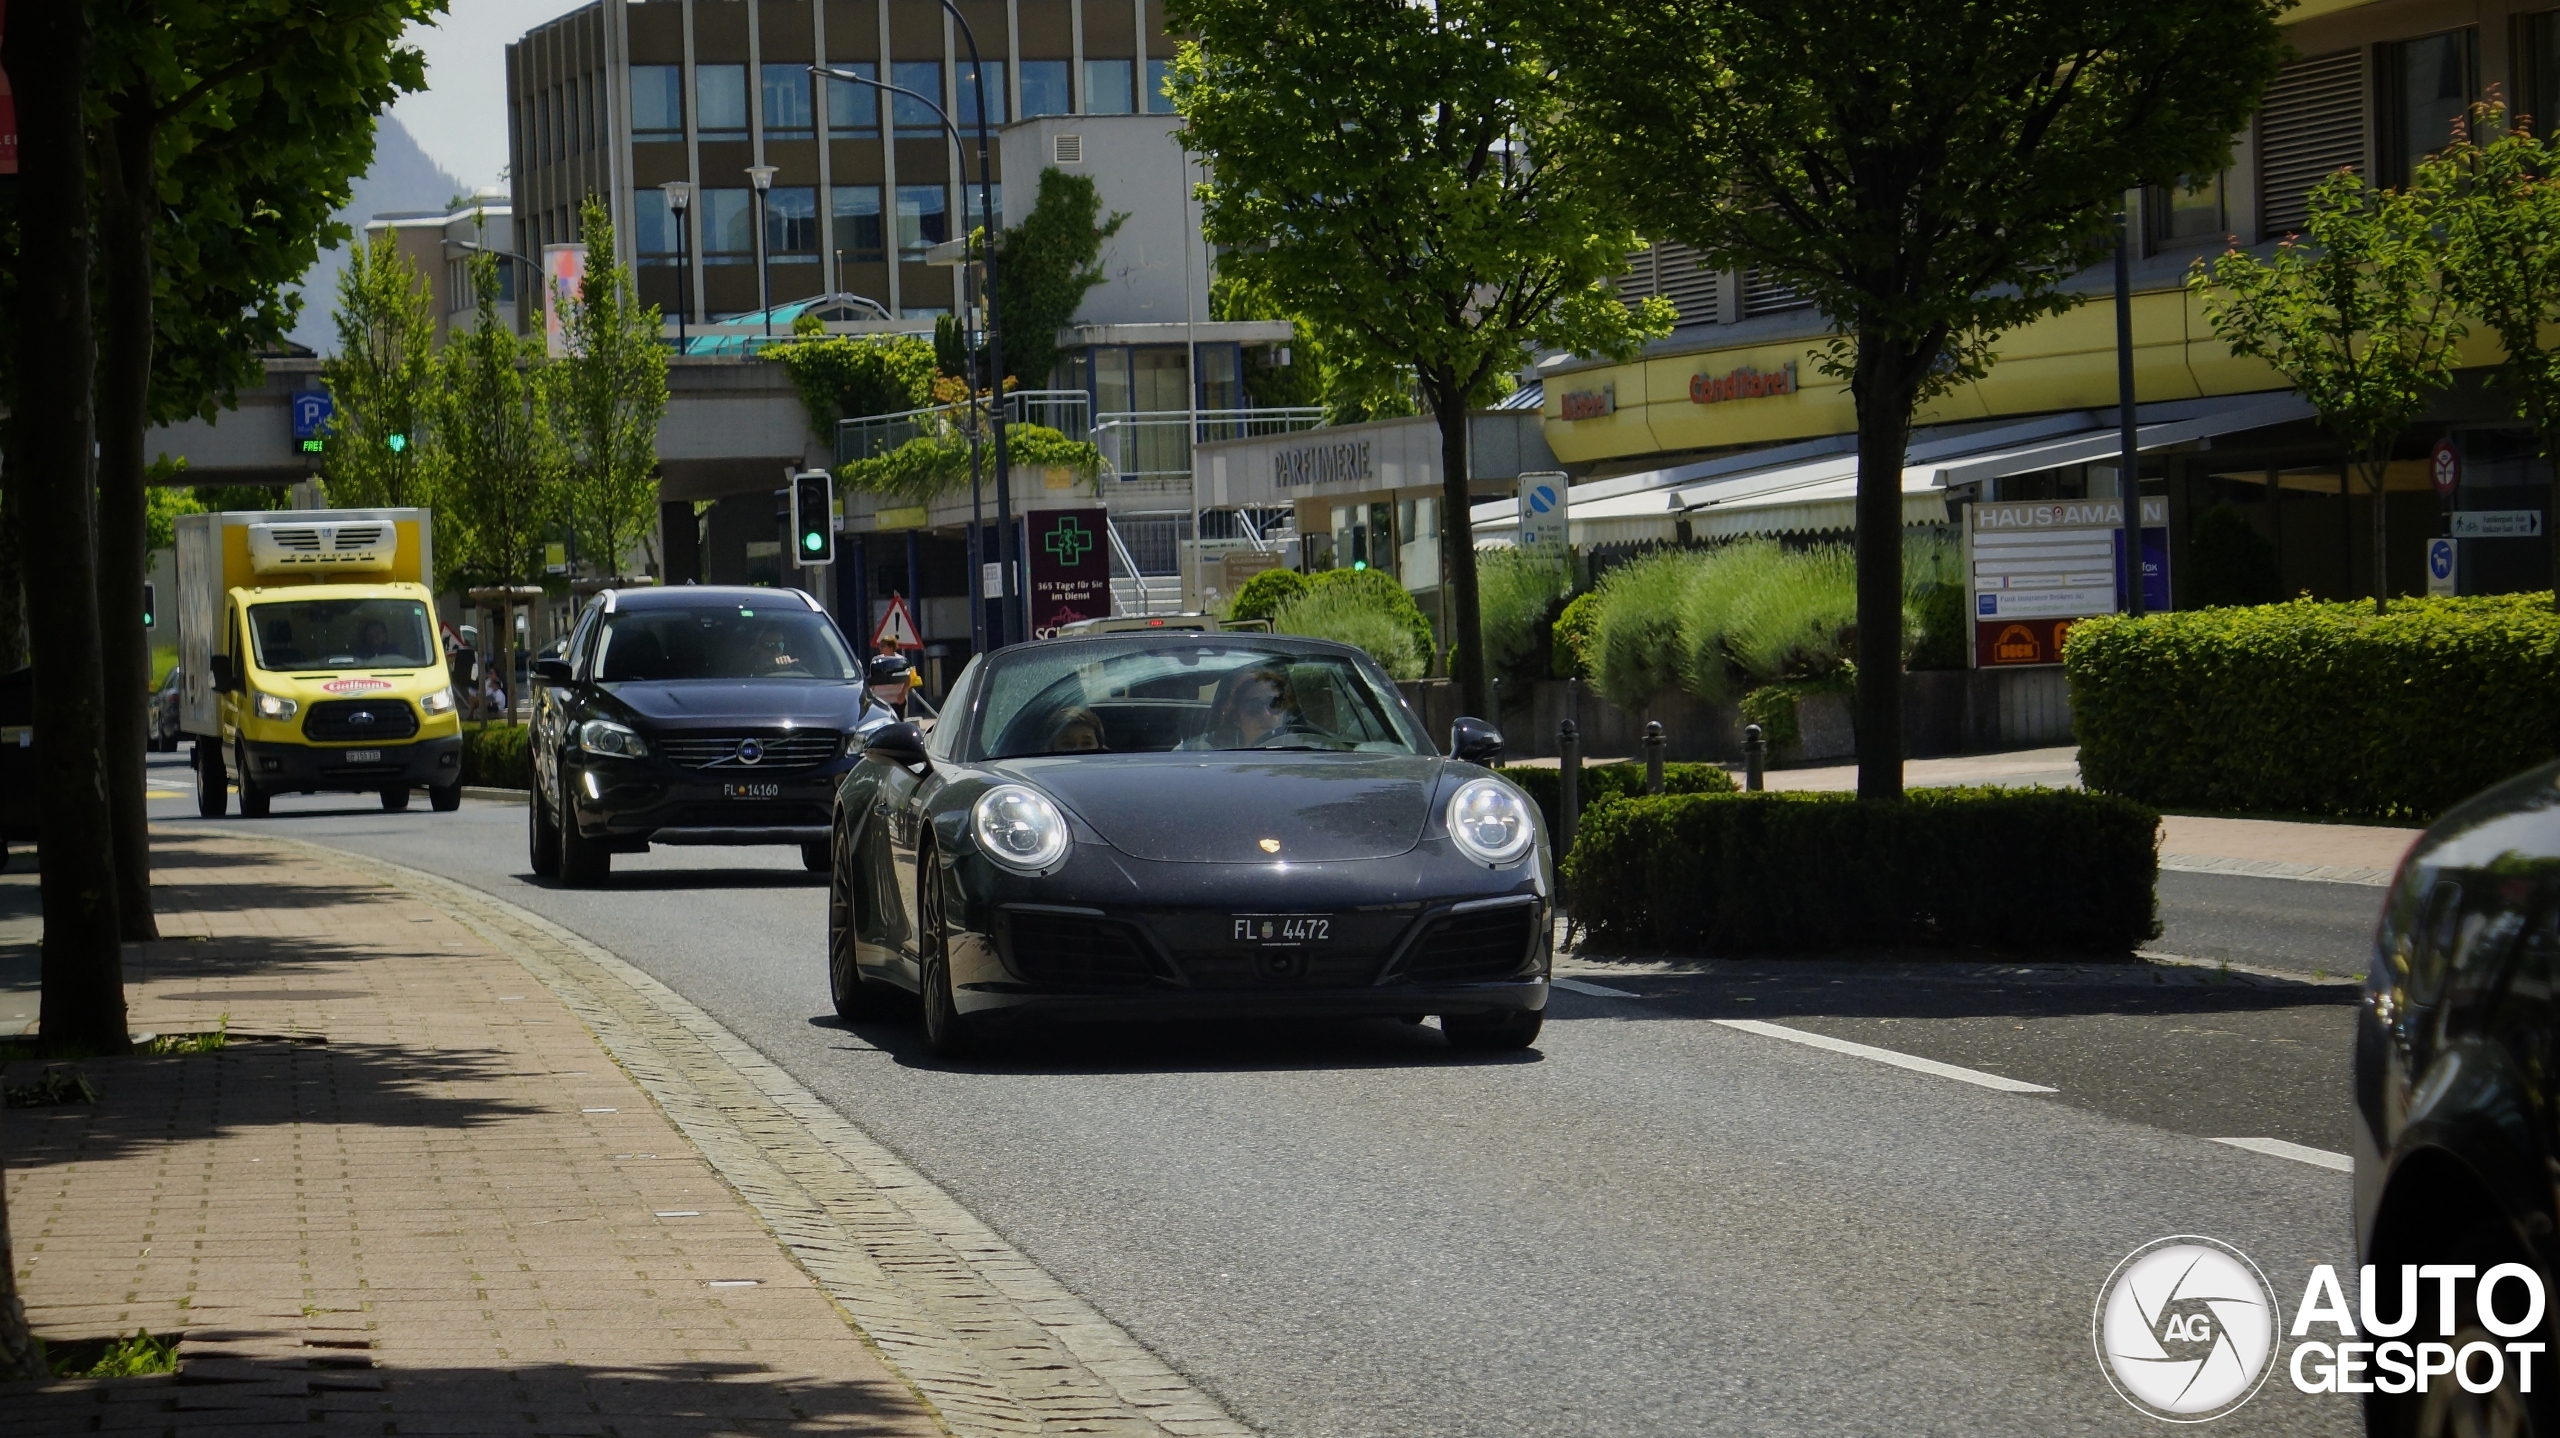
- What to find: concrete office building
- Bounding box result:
[362,193,524,342]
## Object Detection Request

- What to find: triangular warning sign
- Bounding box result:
[871,593,922,651]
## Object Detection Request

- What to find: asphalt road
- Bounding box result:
[138,751,2375,1436]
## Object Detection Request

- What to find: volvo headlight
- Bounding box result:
[418,686,458,716]
[1447,779,1535,866]
[253,691,299,721]
[576,719,649,759]
[972,784,1070,872]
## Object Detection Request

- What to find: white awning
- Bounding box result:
[1685,469,1951,539]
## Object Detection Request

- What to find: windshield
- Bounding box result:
[593,604,857,682]
[974,644,1428,758]
[248,598,434,670]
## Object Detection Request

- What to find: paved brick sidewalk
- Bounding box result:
[2,829,948,1436]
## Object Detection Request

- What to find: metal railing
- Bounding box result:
[1092,408,1326,484]
[834,389,1095,467]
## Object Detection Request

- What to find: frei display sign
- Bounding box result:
[1965,497,2169,668]
[542,243,588,358]
[1026,508,1111,638]
[290,391,335,454]
[1518,472,1570,552]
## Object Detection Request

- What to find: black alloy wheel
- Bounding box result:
[2373,1214,2552,1438]
[1442,1008,1543,1052]
[234,743,270,818]
[555,776,611,886]
[428,779,462,812]
[381,786,411,813]
[528,780,561,877]
[916,846,975,1059]
[827,824,894,1022]
[195,741,227,818]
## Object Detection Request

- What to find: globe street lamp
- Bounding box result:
[746,164,778,340]
[812,55,1019,647]
[661,180,693,348]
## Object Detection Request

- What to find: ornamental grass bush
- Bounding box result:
[1476,547,1570,693]
[1494,760,1735,838]
[1274,583,1428,680]
[1562,788,2160,955]
[460,721,532,789]
[2067,593,2560,822]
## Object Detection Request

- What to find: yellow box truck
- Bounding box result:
[175,509,463,817]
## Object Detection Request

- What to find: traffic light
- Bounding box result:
[142,583,156,629]
[790,471,835,567]
[387,432,408,453]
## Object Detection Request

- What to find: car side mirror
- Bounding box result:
[863,720,929,769]
[531,656,573,685]
[210,654,236,692]
[1450,716,1503,765]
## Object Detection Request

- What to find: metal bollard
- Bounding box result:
[1742,723,1766,792]
[1643,720,1666,795]
[1558,718,1582,855]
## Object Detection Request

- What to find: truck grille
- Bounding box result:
[654,732,841,770]
[303,698,419,743]
[1402,907,1535,983]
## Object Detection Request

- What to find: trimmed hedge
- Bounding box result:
[460,722,531,789]
[2068,595,2560,822]
[1563,787,2159,955]
[1496,761,1736,840]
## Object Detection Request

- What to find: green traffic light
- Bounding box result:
[1352,560,1368,570]
[803,532,824,552]
[387,433,407,453]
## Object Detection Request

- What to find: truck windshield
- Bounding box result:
[248,598,434,670]
[592,605,857,681]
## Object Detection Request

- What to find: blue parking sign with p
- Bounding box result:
[291,392,334,441]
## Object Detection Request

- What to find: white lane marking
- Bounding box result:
[1551,977,1638,998]
[1712,1018,2058,1094]
[2210,1136,2352,1172]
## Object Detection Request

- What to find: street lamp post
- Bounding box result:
[747,164,778,339]
[813,44,1019,647]
[661,180,693,348]
[2113,211,2144,621]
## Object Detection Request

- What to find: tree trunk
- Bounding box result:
[94,109,161,940]
[2364,449,2390,617]
[1849,336,1915,802]
[1433,388,1488,721]
[9,0,128,1054]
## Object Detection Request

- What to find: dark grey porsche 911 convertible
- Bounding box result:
[824,632,1551,1057]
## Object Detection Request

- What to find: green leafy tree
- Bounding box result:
[2420,101,2560,610]
[436,254,562,710]
[1538,0,2283,799]
[1211,273,1417,423]
[1171,0,1672,718]
[551,197,669,580]
[323,229,439,509]
[770,333,940,440]
[994,168,1127,390]
[2197,171,2463,616]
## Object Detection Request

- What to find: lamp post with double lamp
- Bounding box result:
[813,38,1018,648]
[661,180,694,348]
[747,164,778,340]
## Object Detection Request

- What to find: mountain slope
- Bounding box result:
[285,114,470,355]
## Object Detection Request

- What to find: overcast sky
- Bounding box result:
[390,0,592,191]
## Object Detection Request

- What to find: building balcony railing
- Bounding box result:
[1093,408,1326,484]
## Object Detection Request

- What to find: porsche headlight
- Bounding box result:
[418,686,458,716]
[253,691,299,721]
[576,719,649,759]
[973,784,1070,872]
[1447,779,1535,866]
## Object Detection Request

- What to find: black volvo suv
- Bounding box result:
[528,586,896,885]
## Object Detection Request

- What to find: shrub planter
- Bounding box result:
[1563,787,2159,955]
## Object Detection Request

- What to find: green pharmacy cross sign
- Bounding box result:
[1044,516,1095,567]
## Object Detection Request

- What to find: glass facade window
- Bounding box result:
[701,187,755,262]
[964,183,1003,231]
[833,186,886,261]
[1020,60,1070,118]
[956,65,1007,130]
[2382,29,2475,186]
[697,64,748,140]
[634,189,682,261]
[824,62,879,137]
[2150,174,2224,250]
[762,64,814,140]
[892,60,944,137]
[1084,59,1134,115]
[768,186,820,254]
[1147,58,1175,114]
[2531,12,2560,145]
[897,184,949,257]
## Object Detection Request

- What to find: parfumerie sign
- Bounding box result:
[1274,438,1374,490]
[1691,361,1797,405]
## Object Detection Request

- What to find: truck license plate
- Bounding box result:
[721,782,780,800]
[1232,914,1330,946]
[344,750,381,763]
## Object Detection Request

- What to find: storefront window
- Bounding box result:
[2382,29,2475,186]
[1397,497,1440,591]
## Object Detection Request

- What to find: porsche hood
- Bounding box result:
[998,752,1442,863]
